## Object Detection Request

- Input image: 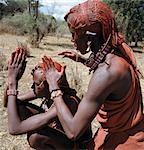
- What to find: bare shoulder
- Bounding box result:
[85,54,131,103]
[104,53,130,79]
[92,53,130,82]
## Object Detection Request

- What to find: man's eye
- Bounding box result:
[35,83,40,86]
[35,81,44,87]
[78,35,84,40]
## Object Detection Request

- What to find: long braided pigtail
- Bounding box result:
[111,17,143,79]
[118,42,144,79]
[113,28,144,79]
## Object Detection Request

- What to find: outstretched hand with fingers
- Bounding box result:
[58,50,80,62]
[8,48,27,83]
[42,56,65,92]
[16,48,27,80]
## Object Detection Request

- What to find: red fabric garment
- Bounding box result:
[93,65,144,149]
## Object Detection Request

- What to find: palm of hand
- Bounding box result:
[58,50,78,61]
[8,66,20,80]
[8,49,26,82]
[17,61,27,80]
[42,56,64,90]
[45,67,61,84]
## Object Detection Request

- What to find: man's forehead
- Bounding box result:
[69,27,85,35]
[69,26,75,33]
[69,28,97,36]
[33,67,43,76]
[34,67,43,73]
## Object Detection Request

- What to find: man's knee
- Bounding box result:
[28,133,41,148]
[28,133,54,149]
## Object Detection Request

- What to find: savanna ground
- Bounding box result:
[0,34,144,150]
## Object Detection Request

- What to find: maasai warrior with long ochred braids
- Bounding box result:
[41,0,144,149]
[5,48,92,149]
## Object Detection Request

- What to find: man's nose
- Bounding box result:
[71,37,75,42]
[71,39,75,43]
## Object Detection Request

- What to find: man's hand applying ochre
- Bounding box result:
[42,56,65,92]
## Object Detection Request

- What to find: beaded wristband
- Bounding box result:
[51,90,63,99]
[50,89,61,94]
[7,90,19,96]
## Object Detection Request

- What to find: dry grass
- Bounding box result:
[0,51,7,72]
[0,34,143,149]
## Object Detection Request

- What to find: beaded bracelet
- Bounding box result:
[7,90,19,96]
[51,90,63,99]
[50,89,61,94]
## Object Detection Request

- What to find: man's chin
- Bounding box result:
[76,48,88,55]
[81,51,88,55]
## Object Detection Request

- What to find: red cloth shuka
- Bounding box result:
[93,65,144,150]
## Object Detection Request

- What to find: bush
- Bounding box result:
[103,0,144,46]
[56,21,70,38]
[0,12,35,35]
[0,0,28,19]
[69,66,85,99]
[0,50,7,72]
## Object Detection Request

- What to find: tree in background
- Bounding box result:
[0,0,57,47]
[103,0,144,46]
[0,0,28,19]
[28,0,57,47]
[0,0,7,19]
[0,0,7,5]
[28,0,40,47]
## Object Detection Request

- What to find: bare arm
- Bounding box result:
[18,90,37,101]
[53,69,116,140]
[4,84,37,107]
[43,57,119,140]
[3,83,9,107]
[7,49,57,135]
[8,92,56,135]
[58,50,87,64]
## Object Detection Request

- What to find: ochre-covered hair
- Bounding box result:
[64,0,121,47]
